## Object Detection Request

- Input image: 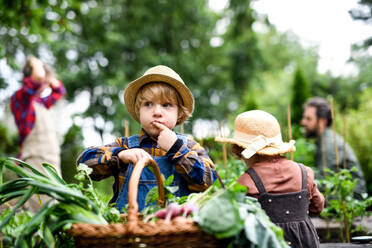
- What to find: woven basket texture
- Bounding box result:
[69,158,228,248]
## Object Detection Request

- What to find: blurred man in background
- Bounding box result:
[301,96,367,200]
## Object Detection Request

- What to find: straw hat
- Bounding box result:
[215,110,295,159]
[124,65,194,124]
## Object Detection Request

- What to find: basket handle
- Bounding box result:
[127,157,165,225]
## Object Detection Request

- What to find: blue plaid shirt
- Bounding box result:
[77,129,216,202]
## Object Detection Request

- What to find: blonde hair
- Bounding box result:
[134,82,191,124]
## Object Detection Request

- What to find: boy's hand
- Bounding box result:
[118,148,152,164]
[152,122,177,152]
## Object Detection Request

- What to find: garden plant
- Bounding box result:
[319,167,372,243]
[0,157,289,248]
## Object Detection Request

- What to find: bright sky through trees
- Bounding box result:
[211,0,372,76]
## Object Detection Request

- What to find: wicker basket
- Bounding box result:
[69,157,228,248]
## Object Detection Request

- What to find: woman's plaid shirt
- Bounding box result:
[10,77,66,146]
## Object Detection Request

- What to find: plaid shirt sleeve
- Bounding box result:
[39,81,66,109]
[10,77,42,145]
[76,138,129,181]
[166,137,217,192]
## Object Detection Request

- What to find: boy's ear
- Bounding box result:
[177,110,186,124]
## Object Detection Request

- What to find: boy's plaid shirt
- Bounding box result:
[77,130,217,203]
[10,76,66,146]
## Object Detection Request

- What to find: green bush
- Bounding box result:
[341,88,372,195]
[319,168,372,242]
[292,137,315,170]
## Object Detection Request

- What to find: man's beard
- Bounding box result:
[304,121,321,138]
[304,129,318,138]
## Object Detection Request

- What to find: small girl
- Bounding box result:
[216,110,324,248]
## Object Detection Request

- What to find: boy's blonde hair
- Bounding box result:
[134,82,191,124]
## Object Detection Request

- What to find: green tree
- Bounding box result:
[290,66,310,124]
[223,0,263,110]
[343,87,372,195]
[0,0,85,74]
[253,27,319,129]
[350,0,372,48]
[47,0,223,136]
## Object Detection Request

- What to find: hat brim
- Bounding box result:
[124,74,194,124]
[215,136,296,156]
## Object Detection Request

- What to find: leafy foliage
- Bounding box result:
[319,167,372,242]
[290,67,310,124]
[0,123,18,158]
[349,0,372,48]
[47,0,224,136]
[60,124,85,184]
[0,0,86,70]
[342,87,372,195]
[191,180,288,247]
[0,209,34,246]
[291,137,315,168]
[0,158,120,247]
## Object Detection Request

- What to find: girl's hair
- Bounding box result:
[134,82,191,123]
[231,144,244,159]
[231,144,280,162]
[23,55,38,77]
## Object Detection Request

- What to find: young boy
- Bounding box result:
[216,110,324,247]
[77,65,216,212]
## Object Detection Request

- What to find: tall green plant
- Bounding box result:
[319,168,372,243]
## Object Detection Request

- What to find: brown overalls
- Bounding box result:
[247,163,320,248]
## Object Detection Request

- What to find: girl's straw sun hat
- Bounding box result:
[124,65,194,124]
[215,110,295,159]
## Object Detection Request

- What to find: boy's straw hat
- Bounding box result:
[124,65,194,124]
[215,110,295,159]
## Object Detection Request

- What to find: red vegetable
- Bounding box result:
[155,209,168,219]
[165,203,181,221]
[143,209,168,222]
[180,203,198,217]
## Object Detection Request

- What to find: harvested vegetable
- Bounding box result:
[165,203,181,221]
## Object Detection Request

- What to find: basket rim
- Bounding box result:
[70,158,203,238]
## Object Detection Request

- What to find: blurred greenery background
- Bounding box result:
[0,0,371,196]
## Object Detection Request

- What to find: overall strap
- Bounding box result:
[127,135,140,149]
[246,167,267,194]
[297,163,308,190]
